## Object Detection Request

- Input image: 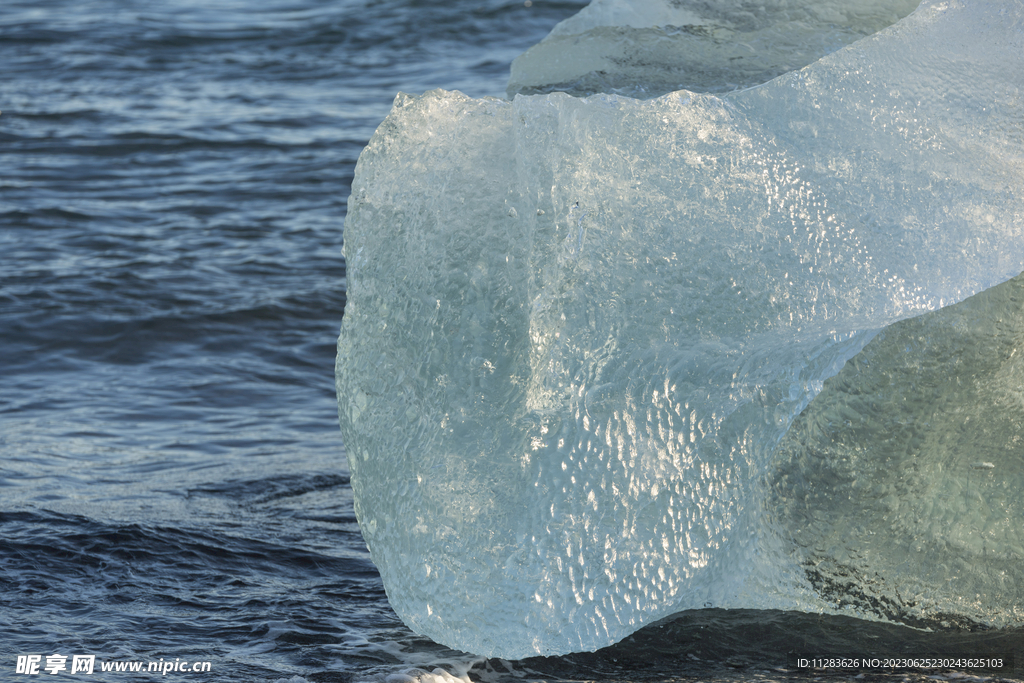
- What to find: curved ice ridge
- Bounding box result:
[508,0,921,98]
[338,0,1024,659]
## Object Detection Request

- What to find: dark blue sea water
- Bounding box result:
[2,1,1021,681]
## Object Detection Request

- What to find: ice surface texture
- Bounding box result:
[507,0,921,98]
[337,0,1024,659]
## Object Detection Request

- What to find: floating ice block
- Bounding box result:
[337,0,1024,659]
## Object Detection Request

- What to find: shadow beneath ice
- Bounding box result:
[477,609,1022,682]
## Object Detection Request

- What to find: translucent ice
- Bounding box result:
[337,0,1024,659]
[772,271,1024,626]
[507,0,921,98]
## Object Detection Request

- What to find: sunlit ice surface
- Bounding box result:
[337,0,1024,659]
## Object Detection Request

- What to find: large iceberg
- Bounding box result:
[337,0,1024,659]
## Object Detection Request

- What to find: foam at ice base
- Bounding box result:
[337,0,1024,660]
